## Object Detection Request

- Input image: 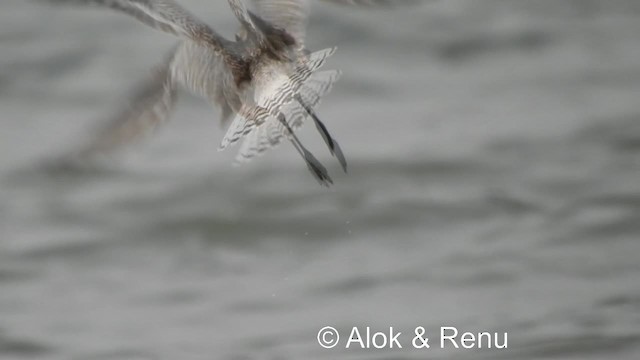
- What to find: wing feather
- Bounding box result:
[41,0,232,53]
[250,0,310,45]
[247,0,422,47]
[169,41,232,113]
[76,47,178,155]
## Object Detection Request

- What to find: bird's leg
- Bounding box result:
[294,94,347,173]
[277,113,333,187]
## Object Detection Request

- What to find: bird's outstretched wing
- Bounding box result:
[41,0,232,54]
[249,0,311,46]
[169,41,236,125]
[227,0,298,56]
[76,48,178,156]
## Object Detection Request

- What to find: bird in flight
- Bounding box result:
[41,0,417,186]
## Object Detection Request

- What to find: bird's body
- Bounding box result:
[41,0,415,184]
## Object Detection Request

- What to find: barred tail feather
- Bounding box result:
[233,70,341,163]
[219,48,337,150]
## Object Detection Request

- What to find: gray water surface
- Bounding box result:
[1,1,640,359]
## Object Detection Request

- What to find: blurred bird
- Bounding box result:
[41,0,418,185]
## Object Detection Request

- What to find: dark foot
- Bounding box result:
[302,148,333,187]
